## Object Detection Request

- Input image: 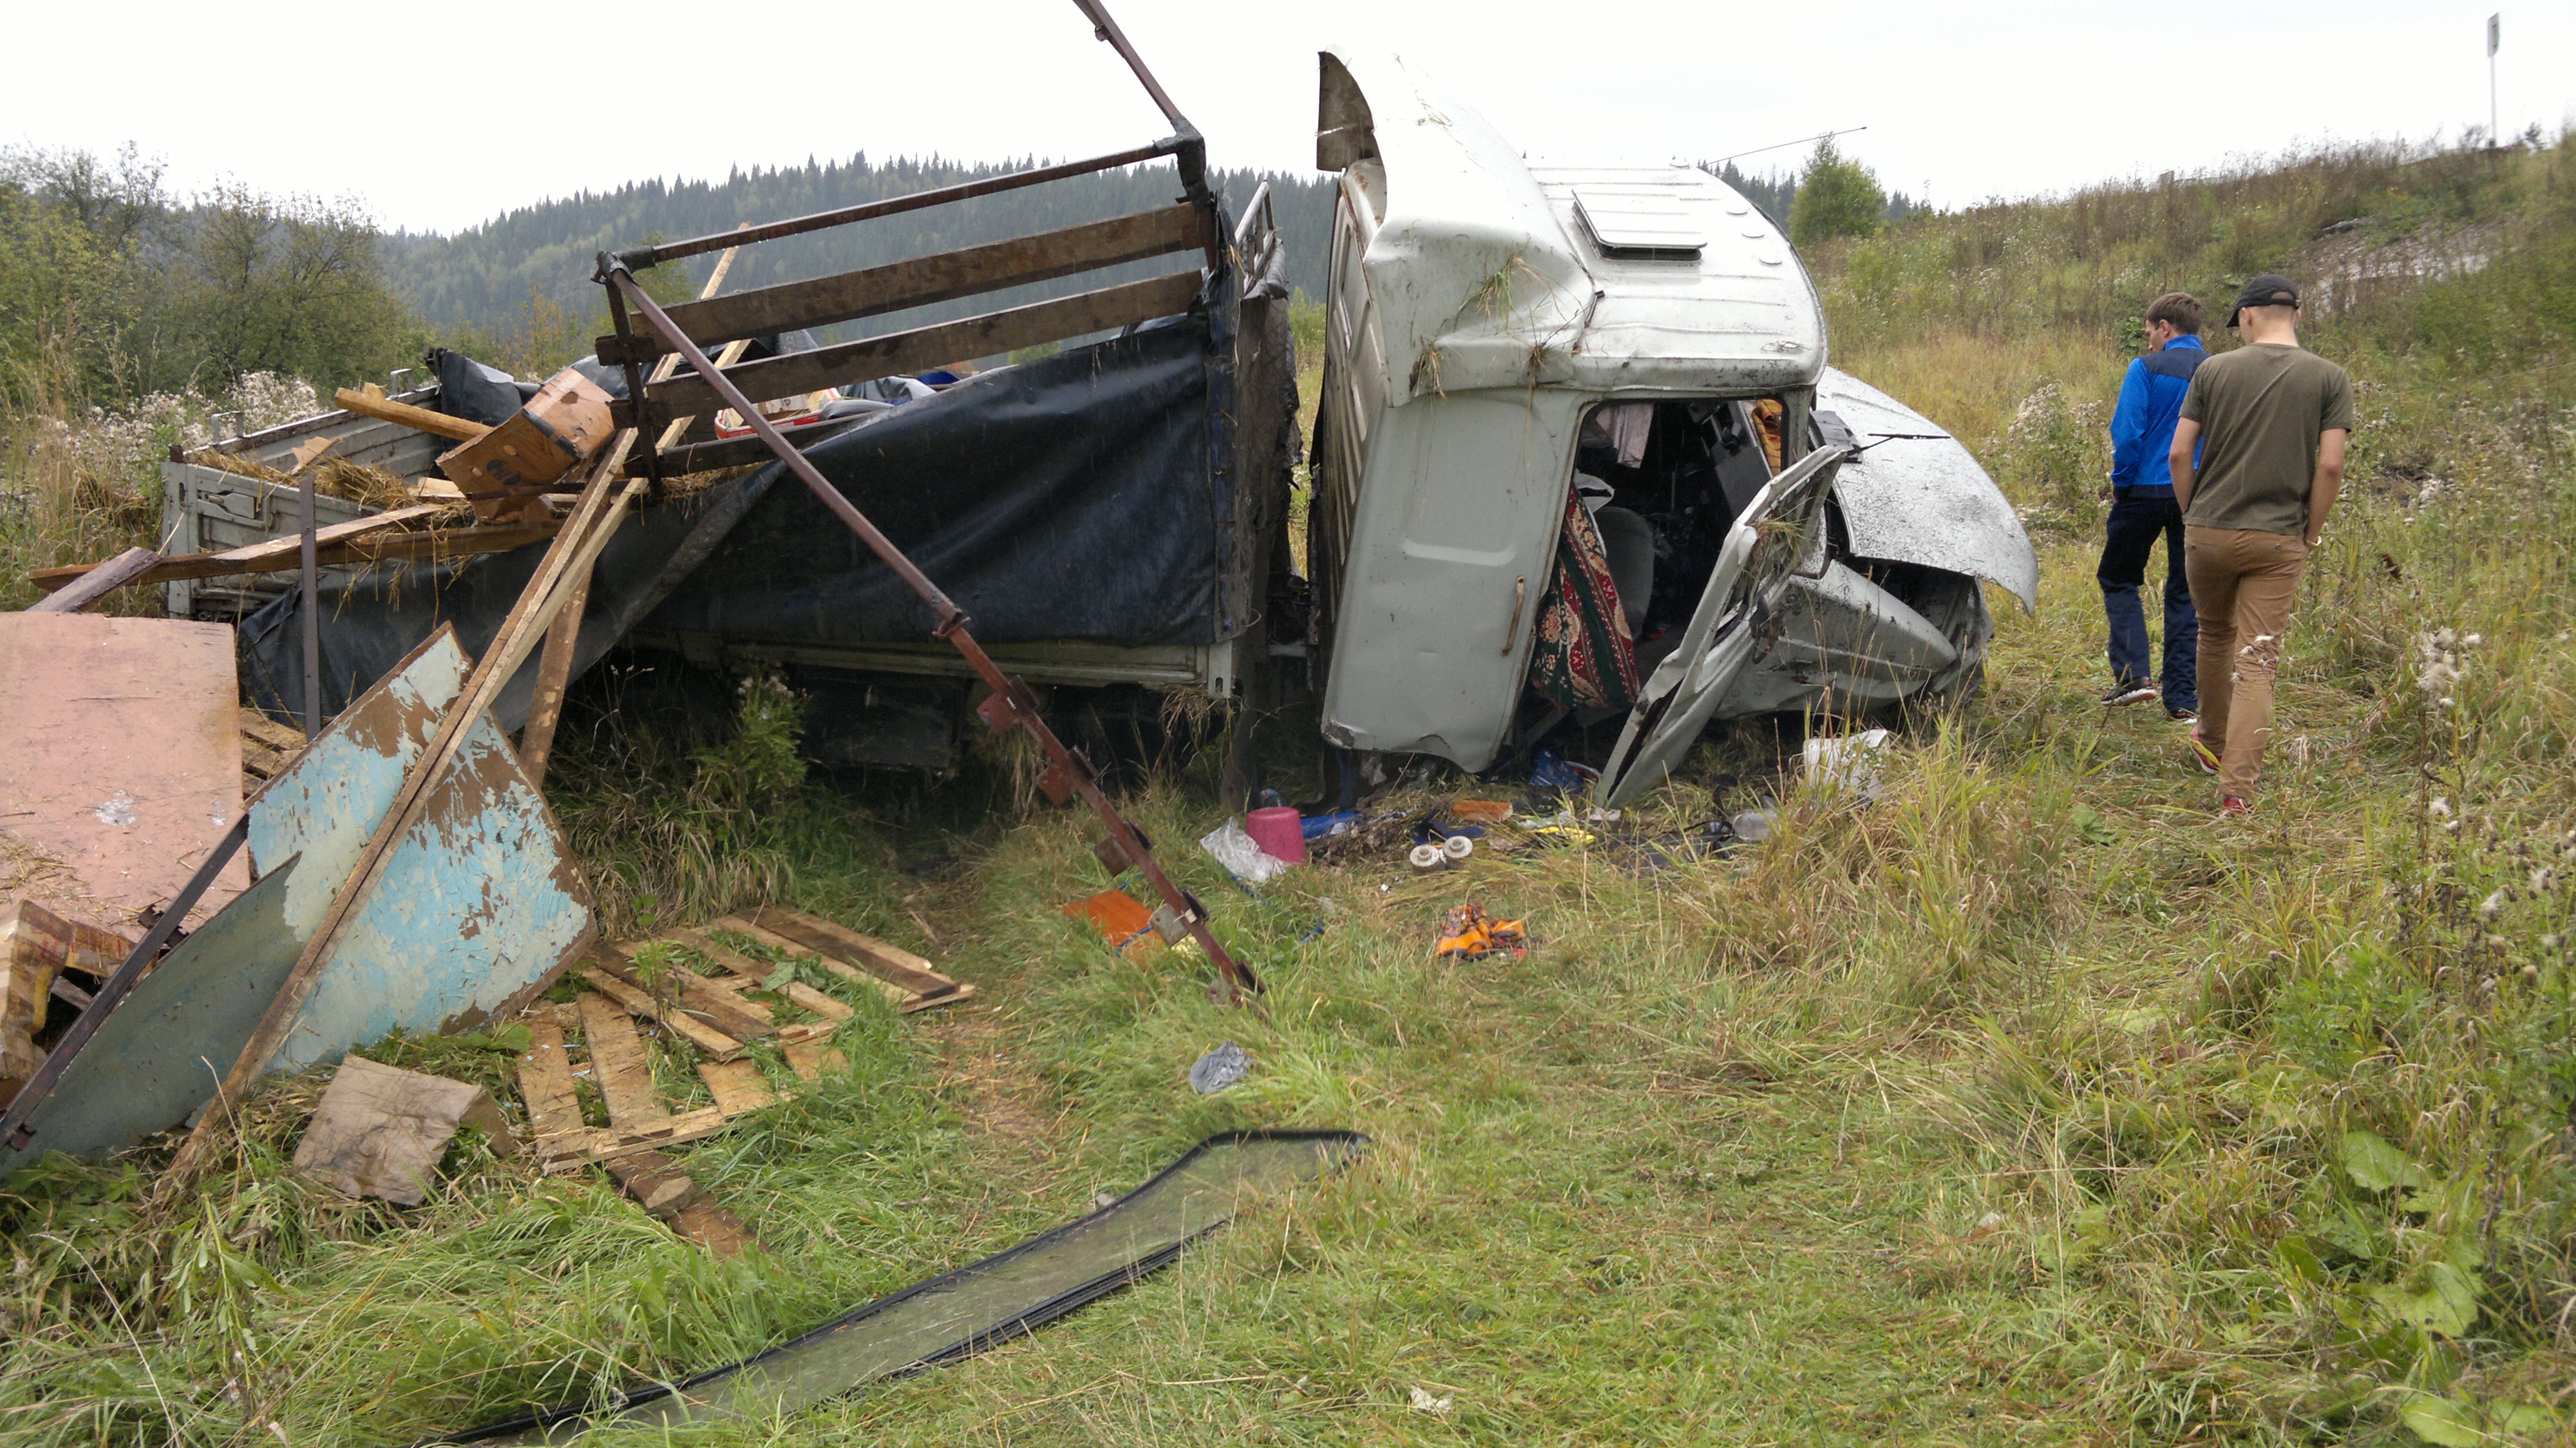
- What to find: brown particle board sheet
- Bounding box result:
[0,614,248,926]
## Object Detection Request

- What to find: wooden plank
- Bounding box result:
[204,504,440,569]
[28,547,159,613]
[578,966,745,1060]
[602,205,1206,364]
[603,1149,704,1215]
[630,271,1203,423]
[783,1042,848,1083]
[620,417,867,480]
[29,519,562,593]
[516,566,589,785]
[670,1199,761,1259]
[746,908,963,1002]
[515,1015,588,1156]
[712,915,907,1007]
[536,1104,731,1172]
[600,946,776,1040]
[679,929,855,1021]
[238,709,307,754]
[575,991,669,1134]
[697,1058,774,1116]
[332,386,490,443]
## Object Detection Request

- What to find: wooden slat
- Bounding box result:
[747,908,962,1002]
[575,991,668,1134]
[238,708,307,754]
[578,966,744,1059]
[601,205,1206,365]
[515,1016,588,1157]
[712,916,907,1007]
[679,929,855,1022]
[620,417,868,481]
[670,1199,762,1259]
[603,1148,703,1214]
[784,1042,849,1083]
[30,520,562,593]
[697,1058,775,1116]
[206,505,442,569]
[629,271,1202,423]
[535,1104,731,1172]
[333,387,489,442]
[28,548,159,613]
[600,946,776,1040]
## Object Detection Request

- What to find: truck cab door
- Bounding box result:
[1594,442,1846,806]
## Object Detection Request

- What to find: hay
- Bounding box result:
[311,457,418,511]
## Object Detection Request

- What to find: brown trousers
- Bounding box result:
[2181,526,2308,798]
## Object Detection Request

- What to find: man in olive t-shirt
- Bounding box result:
[2168,273,2356,814]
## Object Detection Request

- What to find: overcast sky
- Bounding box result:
[8,1,2569,236]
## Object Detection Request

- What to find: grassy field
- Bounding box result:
[4,140,2573,1446]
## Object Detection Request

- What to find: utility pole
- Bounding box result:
[2487,13,2501,147]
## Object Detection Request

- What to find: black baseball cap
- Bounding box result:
[2228,274,2300,327]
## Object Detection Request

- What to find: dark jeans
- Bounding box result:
[2098,490,2197,709]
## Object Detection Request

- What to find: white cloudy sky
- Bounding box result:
[6,0,2569,235]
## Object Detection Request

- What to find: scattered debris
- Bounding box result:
[1063,889,1157,958]
[1244,805,1307,864]
[1803,728,1893,801]
[1200,817,1293,886]
[1731,808,1779,843]
[292,1055,519,1206]
[1434,904,1528,960]
[603,1150,762,1257]
[1189,1041,1252,1094]
[435,368,616,522]
[1408,1386,1457,1416]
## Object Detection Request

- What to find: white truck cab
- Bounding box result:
[1307,48,2036,805]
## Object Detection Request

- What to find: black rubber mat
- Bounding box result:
[432,1129,1365,1443]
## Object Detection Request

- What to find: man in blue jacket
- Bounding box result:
[2098,291,2206,717]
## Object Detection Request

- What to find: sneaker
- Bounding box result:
[2166,705,2199,723]
[2101,682,2160,707]
[2188,730,2221,776]
[2221,795,2251,817]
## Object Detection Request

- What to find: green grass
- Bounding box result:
[5,138,2575,1446]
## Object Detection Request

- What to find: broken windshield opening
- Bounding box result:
[1560,397,1778,684]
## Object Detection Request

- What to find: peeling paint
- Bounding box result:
[246,626,592,1075]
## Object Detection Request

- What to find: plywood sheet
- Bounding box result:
[0,613,247,926]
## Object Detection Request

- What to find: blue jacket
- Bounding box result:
[2109,334,2205,494]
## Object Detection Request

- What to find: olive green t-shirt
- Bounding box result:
[2178,343,2357,535]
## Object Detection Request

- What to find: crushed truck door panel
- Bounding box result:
[1318,390,1582,764]
[1595,444,1845,806]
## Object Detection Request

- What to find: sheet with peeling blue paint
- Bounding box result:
[247,626,592,1074]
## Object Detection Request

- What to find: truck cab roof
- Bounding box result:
[1319,46,1826,404]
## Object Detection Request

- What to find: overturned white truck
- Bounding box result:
[1304,49,2037,805]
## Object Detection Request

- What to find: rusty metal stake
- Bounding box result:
[600,266,1257,1005]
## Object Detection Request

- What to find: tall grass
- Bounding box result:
[2,135,2571,1447]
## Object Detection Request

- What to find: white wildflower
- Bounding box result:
[2479,890,2506,919]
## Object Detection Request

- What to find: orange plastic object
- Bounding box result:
[1446,799,1513,823]
[1064,890,1155,953]
[1433,903,1527,960]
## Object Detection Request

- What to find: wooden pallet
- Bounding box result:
[721,908,975,1013]
[515,980,847,1172]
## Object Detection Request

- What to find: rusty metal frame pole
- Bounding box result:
[613,142,1182,274]
[600,267,1257,1005]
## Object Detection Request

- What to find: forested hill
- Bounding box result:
[381,156,1340,339]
